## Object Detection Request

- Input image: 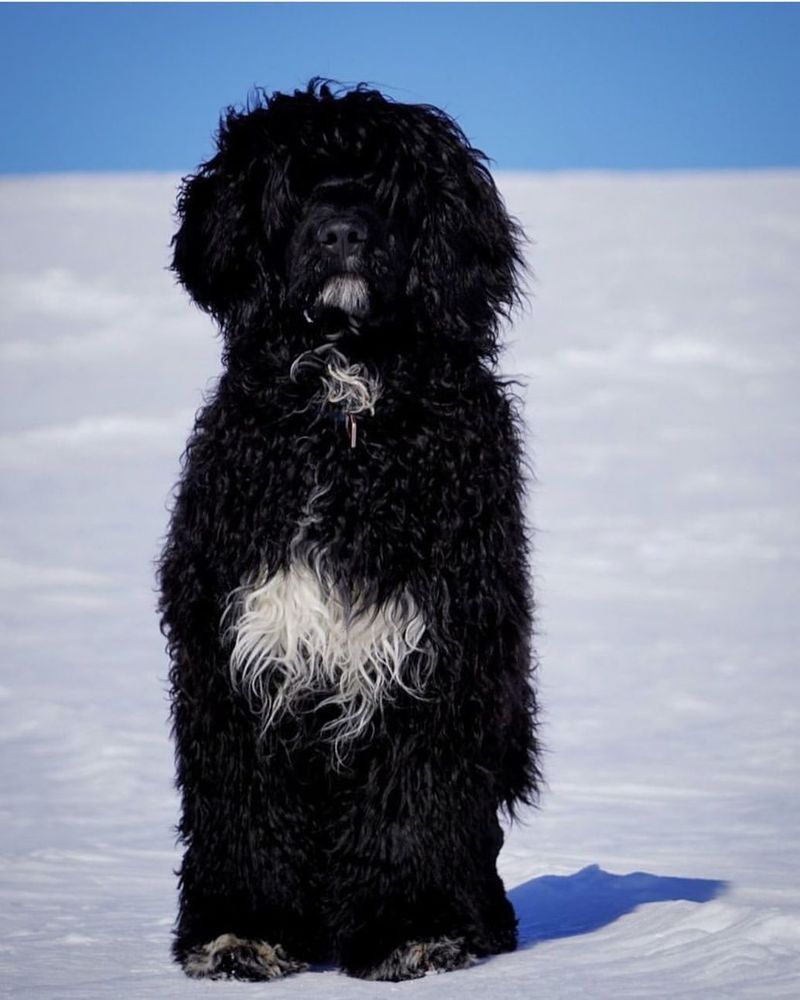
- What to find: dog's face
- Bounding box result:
[172,81,522,362]
[285,178,410,329]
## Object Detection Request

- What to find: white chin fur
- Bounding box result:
[317,274,370,316]
[224,562,431,762]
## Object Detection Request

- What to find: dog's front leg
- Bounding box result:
[328,735,517,981]
[169,656,320,980]
[158,440,319,979]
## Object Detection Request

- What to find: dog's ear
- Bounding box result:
[407,117,524,351]
[171,108,295,325]
[171,155,254,321]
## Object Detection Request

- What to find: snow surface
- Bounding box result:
[1,171,799,998]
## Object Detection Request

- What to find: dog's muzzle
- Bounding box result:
[317,274,370,319]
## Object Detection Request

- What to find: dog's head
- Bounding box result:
[172,80,523,362]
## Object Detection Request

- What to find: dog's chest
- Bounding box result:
[226,492,429,748]
[224,360,429,743]
[276,356,413,564]
[239,454,411,658]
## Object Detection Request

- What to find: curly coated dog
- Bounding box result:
[158,80,540,982]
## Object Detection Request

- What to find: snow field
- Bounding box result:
[1,171,798,997]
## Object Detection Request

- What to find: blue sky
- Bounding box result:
[1,2,799,173]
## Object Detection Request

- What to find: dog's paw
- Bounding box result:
[353,936,477,982]
[183,933,307,981]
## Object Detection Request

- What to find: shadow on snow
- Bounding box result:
[508,864,728,947]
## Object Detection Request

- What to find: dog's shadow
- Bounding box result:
[508,864,727,947]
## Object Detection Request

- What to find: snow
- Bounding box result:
[1,170,799,998]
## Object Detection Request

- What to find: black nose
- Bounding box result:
[317,216,368,262]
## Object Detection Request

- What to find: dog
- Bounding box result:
[158,80,540,982]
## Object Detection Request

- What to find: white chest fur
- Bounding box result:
[225,562,430,758]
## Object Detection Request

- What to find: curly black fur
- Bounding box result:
[158,79,540,982]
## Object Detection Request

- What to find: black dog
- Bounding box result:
[158,80,539,982]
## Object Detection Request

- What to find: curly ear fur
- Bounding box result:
[171,80,524,355]
[401,109,525,354]
[173,156,249,321]
[171,114,296,326]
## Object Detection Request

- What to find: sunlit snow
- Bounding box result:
[1,171,798,998]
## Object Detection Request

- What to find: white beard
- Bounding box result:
[317,273,370,317]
